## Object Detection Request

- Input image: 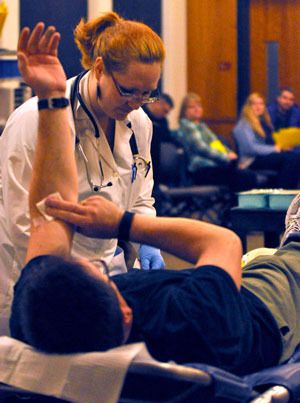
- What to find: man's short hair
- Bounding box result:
[11,255,123,354]
[160,93,174,108]
[278,86,295,96]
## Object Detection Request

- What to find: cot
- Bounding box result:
[0,336,300,402]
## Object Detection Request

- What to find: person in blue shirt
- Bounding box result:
[233,92,300,189]
[268,87,300,132]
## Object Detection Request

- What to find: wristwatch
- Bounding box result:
[38,97,69,110]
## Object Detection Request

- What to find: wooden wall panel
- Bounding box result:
[250,0,300,101]
[187,0,237,139]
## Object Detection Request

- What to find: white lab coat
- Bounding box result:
[0,71,155,335]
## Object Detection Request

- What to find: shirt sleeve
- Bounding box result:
[234,120,277,157]
[0,105,38,267]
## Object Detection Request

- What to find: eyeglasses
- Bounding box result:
[110,71,160,104]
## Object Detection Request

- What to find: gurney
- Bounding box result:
[0,337,300,402]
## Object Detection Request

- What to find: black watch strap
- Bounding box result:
[38,97,70,110]
[118,211,135,241]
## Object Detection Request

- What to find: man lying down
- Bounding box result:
[10,22,300,377]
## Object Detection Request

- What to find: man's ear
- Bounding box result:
[94,57,104,80]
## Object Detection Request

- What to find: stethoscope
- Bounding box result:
[70,71,151,192]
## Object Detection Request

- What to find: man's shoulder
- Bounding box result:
[291,103,300,114]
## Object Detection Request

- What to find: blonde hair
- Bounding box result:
[241,93,273,137]
[179,92,202,121]
[74,11,165,72]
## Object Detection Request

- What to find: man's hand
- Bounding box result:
[45,195,123,239]
[139,245,166,270]
[18,22,66,98]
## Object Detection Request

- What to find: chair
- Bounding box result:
[156,142,232,226]
[1,336,300,403]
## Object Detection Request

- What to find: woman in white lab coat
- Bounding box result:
[0,12,165,335]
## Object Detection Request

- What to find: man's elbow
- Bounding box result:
[227,230,243,258]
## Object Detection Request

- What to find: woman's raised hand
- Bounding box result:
[17,22,66,98]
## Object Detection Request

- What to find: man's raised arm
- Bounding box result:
[17,23,78,262]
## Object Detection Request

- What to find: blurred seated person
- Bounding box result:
[233,92,300,189]
[143,93,174,183]
[173,92,258,191]
[268,87,300,132]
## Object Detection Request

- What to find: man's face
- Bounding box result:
[277,90,295,111]
[80,258,133,343]
[149,99,172,119]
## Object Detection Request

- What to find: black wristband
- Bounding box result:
[118,211,135,241]
[38,97,69,110]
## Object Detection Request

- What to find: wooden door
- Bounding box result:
[250,0,300,102]
[187,0,237,141]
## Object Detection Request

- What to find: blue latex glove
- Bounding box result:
[139,245,166,270]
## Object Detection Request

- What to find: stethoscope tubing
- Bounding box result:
[70,71,151,190]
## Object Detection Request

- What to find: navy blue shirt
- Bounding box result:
[113,266,282,375]
[11,259,282,376]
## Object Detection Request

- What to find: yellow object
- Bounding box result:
[210,139,227,154]
[273,127,300,150]
[0,1,8,38]
[242,247,277,267]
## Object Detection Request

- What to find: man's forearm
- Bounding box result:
[129,214,242,288]
[29,100,78,220]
